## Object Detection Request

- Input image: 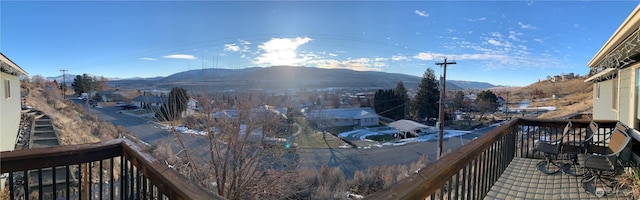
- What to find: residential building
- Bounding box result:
[0,53,27,189]
[0,53,27,152]
[306,107,379,127]
[132,95,166,108]
[586,4,640,139]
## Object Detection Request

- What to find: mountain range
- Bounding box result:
[49,66,499,91]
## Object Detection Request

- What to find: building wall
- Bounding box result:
[620,67,633,126]
[1,72,21,152]
[358,116,379,126]
[593,78,617,120]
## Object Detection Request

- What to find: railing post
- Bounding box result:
[83,163,89,199]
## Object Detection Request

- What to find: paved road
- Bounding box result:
[73,98,497,177]
[297,126,496,177]
[71,98,205,151]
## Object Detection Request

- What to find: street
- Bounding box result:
[73,98,496,177]
[297,127,494,177]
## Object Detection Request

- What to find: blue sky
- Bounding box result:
[1,1,638,86]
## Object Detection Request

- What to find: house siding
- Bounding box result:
[619,67,634,126]
[356,116,379,126]
[1,72,21,152]
[593,78,617,120]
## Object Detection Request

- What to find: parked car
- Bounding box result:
[122,104,138,110]
[116,102,127,107]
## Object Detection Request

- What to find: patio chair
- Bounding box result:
[560,121,598,176]
[533,121,572,174]
[577,125,631,196]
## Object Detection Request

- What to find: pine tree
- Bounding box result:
[71,74,96,94]
[158,87,189,121]
[411,68,440,122]
[476,90,498,120]
[395,81,409,119]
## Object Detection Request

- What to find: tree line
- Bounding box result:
[70,74,109,95]
[373,67,499,122]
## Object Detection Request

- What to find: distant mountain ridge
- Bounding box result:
[105,66,497,91]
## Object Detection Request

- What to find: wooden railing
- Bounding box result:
[1,138,224,200]
[366,118,624,200]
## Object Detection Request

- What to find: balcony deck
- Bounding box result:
[367,118,639,200]
[485,157,632,200]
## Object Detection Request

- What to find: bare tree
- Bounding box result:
[156,92,297,199]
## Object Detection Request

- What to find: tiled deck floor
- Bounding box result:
[485,157,633,200]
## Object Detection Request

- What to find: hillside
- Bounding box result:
[504,78,593,119]
[112,66,498,91]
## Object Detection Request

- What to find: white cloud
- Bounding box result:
[533,38,543,43]
[518,22,536,30]
[487,39,505,46]
[239,39,251,45]
[254,37,312,66]
[311,57,382,71]
[508,31,522,41]
[414,52,509,61]
[140,57,157,61]
[224,40,252,52]
[391,54,409,61]
[465,17,486,22]
[413,51,561,70]
[374,57,387,62]
[224,44,241,52]
[415,10,429,17]
[163,54,196,60]
[413,52,446,60]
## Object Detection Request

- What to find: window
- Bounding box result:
[612,78,618,109]
[4,79,10,99]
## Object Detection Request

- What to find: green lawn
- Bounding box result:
[365,134,395,142]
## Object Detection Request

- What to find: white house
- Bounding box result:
[132,95,166,108]
[585,5,640,166]
[211,105,287,120]
[585,4,640,130]
[1,53,27,188]
[1,53,27,152]
[306,107,379,127]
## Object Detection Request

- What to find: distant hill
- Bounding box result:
[46,74,77,85]
[507,78,592,119]
[449,80,500,90]
[110,66,497,91]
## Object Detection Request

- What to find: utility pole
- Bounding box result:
[60,69,68,97]
[436,58,456,159]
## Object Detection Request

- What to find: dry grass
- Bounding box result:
[292,116,348,148]
[277,155,430,199]
[621,167,640,199]
[0,187,9,200]
[10,78,128,199]
[294,131,347,148]
[508,78,593,119]
[24,81,129,145]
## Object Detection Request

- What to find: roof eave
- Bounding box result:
[588,4,640,68]
[0,52,28,76]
